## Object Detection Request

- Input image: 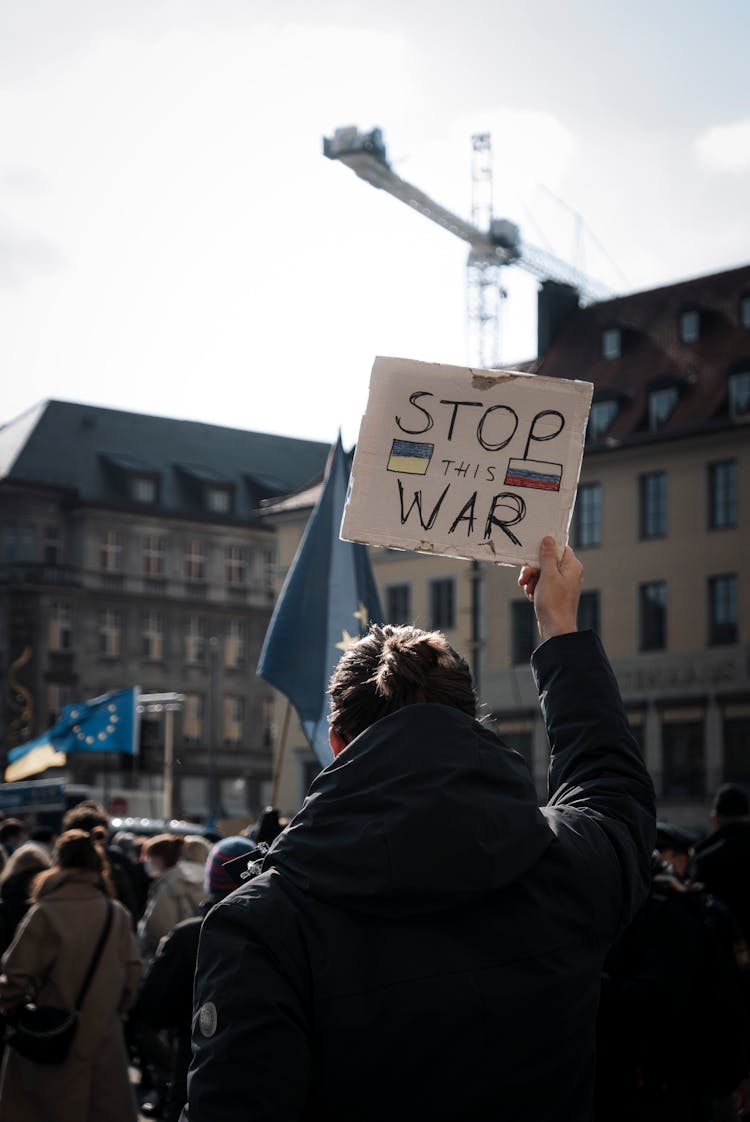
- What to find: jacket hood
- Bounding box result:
[265,703,553,918]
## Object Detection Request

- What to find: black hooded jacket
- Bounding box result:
[184,632,655,1122]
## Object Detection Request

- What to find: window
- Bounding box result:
[429,578,455,630]
[132,476,157,503]
[143,611,164,660]
[601,327,621,360]
[44,526,62,565]
[98,608,122,658]
[223,696,245,744]
[708,460,738,529]
[729,371,750,419]
[143,535,165,577]
[185,615,207,664]
[662,719,705,798]
[100,530,123,572]
[639,581,667,651]
[225,545,248,585]
[182,693,205,742]
[261,548,276,591]
[740,295,750,329]
[588,400,618,441]
[19,525,36,562]
[2,525,16,563]
[723,715,750,785]
[573,483,602,548]
[48,601,72,651]
[678,309,700,343]
[185,540,206,583]
[708,574,738,646]
[207,487,231,514]
[225,619,248,667]
[511,600,536,664]
[639,472,667,539]
[648,386,679,431]
[47,683,72,727]
[577,589,600,634]
[385,584,411,624]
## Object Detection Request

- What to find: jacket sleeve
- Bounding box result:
[531,630,656,931]
[182,879,312,1122]
[0,905,56,1012]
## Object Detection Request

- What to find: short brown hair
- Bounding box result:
[142,834,184,868]
[329,624,476,742]
[62,800,110,834]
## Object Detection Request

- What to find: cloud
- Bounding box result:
[694,117,750,172]
[0,224,66,288]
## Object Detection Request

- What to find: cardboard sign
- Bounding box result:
[341,356,593,567]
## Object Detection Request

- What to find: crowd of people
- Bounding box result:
[0,540,747,1121]
[0,802,284,1122]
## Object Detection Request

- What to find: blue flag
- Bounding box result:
[257,436,383,766]
[5,687,139,782]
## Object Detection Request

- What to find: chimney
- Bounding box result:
[537,280,580,358]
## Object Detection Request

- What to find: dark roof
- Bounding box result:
[536,263,750,448]
[0,400,330,522]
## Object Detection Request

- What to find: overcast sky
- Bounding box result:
[2,0,749,446]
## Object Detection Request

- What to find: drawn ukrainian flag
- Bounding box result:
[504,458,562,492]
[387,439,434,475]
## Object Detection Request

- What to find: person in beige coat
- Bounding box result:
[137,834,206,961]
[0,828,142,1122]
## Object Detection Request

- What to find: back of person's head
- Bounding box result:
[182,835,211,864]
[29,826,56,848]
[712,783,749,823]
[53,828,105,873]
[203,836,258,899]
[328,623,476,742]
[62,799,111,836]
[0,841,52,885]
[142,833,183,869]
[0,818,26,845]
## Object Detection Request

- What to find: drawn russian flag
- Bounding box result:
[504,458,562,492]
[387,439,434,475]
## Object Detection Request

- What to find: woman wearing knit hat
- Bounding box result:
[135,837,256,1122]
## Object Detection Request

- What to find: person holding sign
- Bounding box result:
[183,538,655,1122]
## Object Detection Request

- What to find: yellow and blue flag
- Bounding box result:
[387,438,434,475]
[4,687,139,782]
[257,436,383,766]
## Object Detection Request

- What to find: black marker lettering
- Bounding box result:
[396,391,435,435]
[523,410,565,458]
[453,461,469,478]
[477,405,518,452]
[397,480,451,531]
[441,460,454,476]
[486,465,496,482]
[449,493,477,535]
[439,399,483,440]
[484,492,526,546]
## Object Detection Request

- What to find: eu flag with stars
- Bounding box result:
[257,436,383,767]
[4,687,139,782]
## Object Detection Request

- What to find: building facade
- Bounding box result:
[0,400,329,821]
[270,265,750,829]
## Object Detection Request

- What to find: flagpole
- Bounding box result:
[270,700,293,807]
[162,706,174,820]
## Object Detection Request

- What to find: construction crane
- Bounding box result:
[323,125,612,368]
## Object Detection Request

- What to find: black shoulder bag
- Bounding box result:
[5,898,113,1065]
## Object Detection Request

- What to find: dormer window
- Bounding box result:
[729,370,750,419]
[649,386,679,431]
[601,327,621,360]
[679,308,701,344]
[206,486,232,514]
[588,399,619,441]
[740,295,750,330]
[132,475,157,504]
